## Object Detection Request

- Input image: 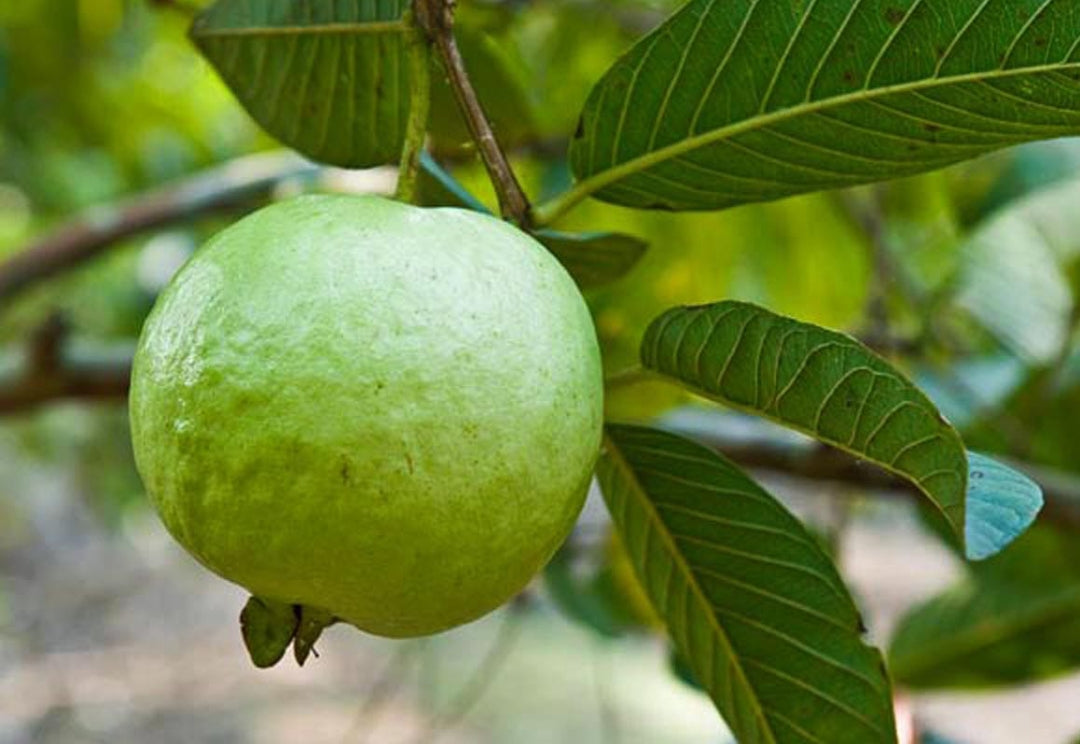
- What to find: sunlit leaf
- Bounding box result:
[599,424,895,744]
[191,0,411,168]
[570,0,1080,211]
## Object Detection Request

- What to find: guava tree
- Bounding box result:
[7,0,1080,742]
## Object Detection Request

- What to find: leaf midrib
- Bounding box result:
[603,430,778,744]
[192,20,410,40]
[892,583,1080,682]
[539,60,1080,224]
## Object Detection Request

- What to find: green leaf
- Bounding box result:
[641,301,1040,560]
[598,424,895,744]
[569,0,1080,211]
[532,230,647,289]
[191,0,411,168]
[642,301,968,546]
[890,526,1080,689]
[416,154,647,288]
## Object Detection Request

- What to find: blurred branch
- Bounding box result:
[681,422,1080,531]
[0,152,320,305]
[0,315,133,415]
[414,0,531,226]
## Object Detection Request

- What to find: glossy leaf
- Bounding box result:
[416,154,647,288]
[641,301,1040,559]
[191,0,411,168]
[570,0,1080,211]
[598,424,895,744]
[890,526,1080,689]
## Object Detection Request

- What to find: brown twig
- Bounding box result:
[0,152,319,306]
[0,323,133,416]
[413,0,531,226]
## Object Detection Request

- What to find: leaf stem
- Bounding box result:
[395,21,432,205]
[413,0,531,226]
[532,183,593,228]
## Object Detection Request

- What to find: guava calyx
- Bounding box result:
[240,595,337,668]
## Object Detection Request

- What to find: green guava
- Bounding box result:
[129,194,603,645]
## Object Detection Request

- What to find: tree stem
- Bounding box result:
[414,0,531,226]
[395,21,432,204]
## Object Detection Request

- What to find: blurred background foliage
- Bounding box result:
[6,1,1080,743]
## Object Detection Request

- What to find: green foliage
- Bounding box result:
[642,301,966,555]
[640,301,1042,561]
[566,0,1080,212]
[8,0,1080,739]
[890,526,1080,689]
[598,424,895,744]
[191,0,412,168]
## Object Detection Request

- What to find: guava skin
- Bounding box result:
[129,194,604,638]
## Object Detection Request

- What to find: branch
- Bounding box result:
[679,422,1080,531]
[0,317,133,416]
[0,152,320,305]
[413,0,531,226]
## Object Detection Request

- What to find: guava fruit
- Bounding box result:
[129,194,603,654]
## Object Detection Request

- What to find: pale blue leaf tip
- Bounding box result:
[964,452,1043,561]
